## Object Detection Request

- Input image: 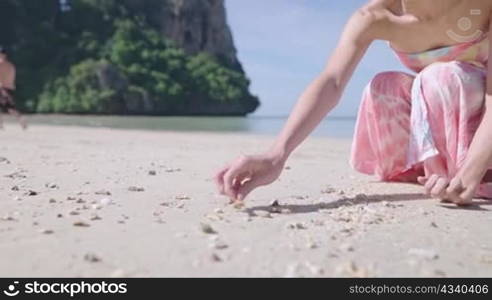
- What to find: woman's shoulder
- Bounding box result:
[356,0,396,21]
[362,0,398,11]
[350,0,404,40]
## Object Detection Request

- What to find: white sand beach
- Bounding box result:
[1,124,491,277]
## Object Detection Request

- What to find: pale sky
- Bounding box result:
[225,0,408,117]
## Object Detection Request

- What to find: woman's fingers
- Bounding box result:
[223,168,240,200]
[430,177,449,198]
[446,178,467,204]
[446,178,474,206]
[236,177,260,202]
[232,171,252,190]
[415,173,476,206]
[223,156,250,200]
[456,188,474,206]
[424,174,439,195]
[214,165,229,195]
[417,176,427,185]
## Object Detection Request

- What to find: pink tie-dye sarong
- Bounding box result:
[350,35,492,198]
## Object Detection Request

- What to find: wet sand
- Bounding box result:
[1,124,491,277]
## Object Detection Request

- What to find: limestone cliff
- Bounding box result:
[126,0,242,71]
[112,0,259,115]
[4,0,260,115]
[160,0,241,70]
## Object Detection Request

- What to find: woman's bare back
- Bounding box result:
[370,0,492,53]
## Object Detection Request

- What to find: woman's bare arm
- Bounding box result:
[267,8,385,161]
[266,0,421,162]
[215,1,417,201]
[447,12,492,202]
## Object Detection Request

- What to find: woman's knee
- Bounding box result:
[419,61,470,80]
[417,62,485,107]
[364,72,413,105]
[369,71,410,93]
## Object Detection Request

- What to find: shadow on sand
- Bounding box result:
[246,192,492,215]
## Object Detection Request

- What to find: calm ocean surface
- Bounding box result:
[26,115,356,139]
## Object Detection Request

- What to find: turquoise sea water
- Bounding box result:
[24,115,356,139]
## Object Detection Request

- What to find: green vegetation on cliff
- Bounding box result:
[0,0,259,115]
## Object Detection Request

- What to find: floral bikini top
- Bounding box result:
[392,33,489,73]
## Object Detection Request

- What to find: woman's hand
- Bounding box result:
[214,153,286,202]
[444,174,479,206]
[417,174,450,199]
[418,166,482,206]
